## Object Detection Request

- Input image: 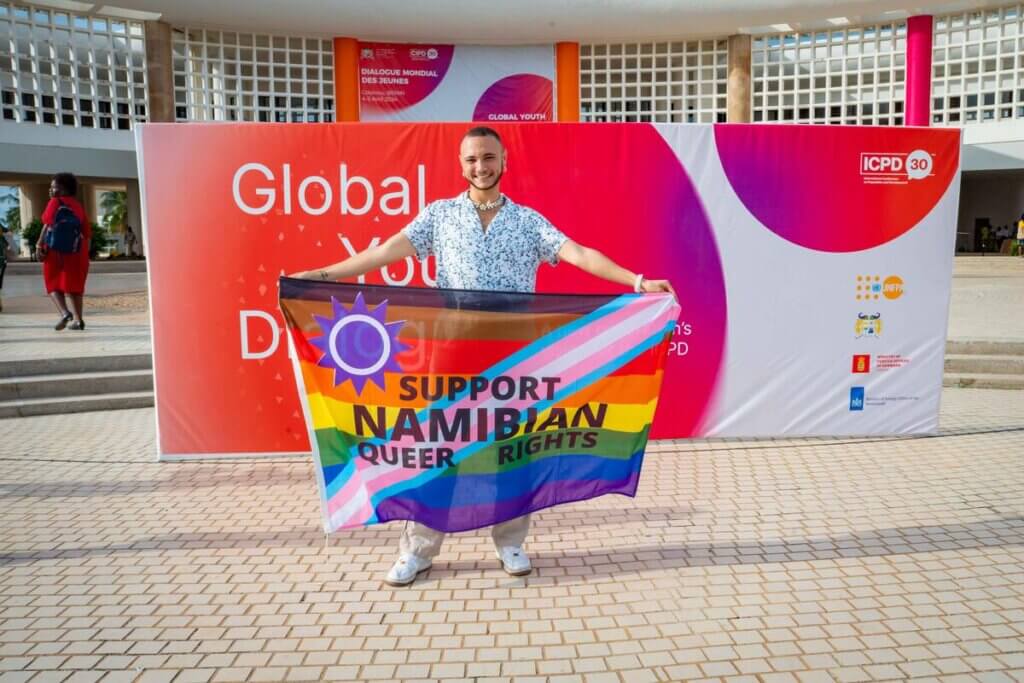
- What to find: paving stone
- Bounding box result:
[1,362,1022,683]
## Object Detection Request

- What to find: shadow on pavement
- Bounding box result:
[2,514,1020,574]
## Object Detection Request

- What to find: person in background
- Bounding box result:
[0,223,11,313]
[1017,214,1024,258]
[36,172,91,331]
[124,225,137,257]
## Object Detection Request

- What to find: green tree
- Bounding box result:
[99,190,127,233]
[0,188,18,233]
[22,218,42,260]
[3,205,19,234]
[0,187,16,207]
[89,221,112,259]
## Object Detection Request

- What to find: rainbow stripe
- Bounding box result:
[280,279,680,533]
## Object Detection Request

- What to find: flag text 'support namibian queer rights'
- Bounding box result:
[279,279,680,533]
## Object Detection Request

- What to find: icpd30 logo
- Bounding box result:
[860,149,933,184]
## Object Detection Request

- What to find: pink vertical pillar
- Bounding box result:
[905,15,934,126]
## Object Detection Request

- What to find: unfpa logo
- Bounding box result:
[882,276,903,299]
[856,275,903,301]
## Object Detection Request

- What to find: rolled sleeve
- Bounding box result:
[401,205,435,260]
[535,215,568,266]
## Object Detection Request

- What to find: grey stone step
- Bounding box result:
[944,354,1024,375]
[0,369,153,402]
[0,391,154,419]
[0,354,152,379]
[943,373,1024,390]
[946,340,1024,356]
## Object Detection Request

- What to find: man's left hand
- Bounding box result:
[641,279,675,297]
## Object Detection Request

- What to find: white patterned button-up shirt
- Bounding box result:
[402,193,568,293]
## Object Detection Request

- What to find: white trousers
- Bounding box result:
[399,515,531,560]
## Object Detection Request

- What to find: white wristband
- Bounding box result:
[633,273,644,293]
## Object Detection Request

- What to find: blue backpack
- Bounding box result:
[45,200,83,254]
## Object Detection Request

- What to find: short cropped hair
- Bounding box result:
[464,126,502,145]
[52,172,78,196]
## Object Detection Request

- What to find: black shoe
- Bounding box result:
[70,319,85,331]
[55,312,73,331]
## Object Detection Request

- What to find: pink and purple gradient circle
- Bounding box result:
[715,124,959,252]
[496,124,727,437]
[473,74,553,122]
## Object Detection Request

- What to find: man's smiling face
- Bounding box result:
[459,134,505,192]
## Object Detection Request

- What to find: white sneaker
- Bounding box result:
[496,546,532,576]
[384,554,432,586]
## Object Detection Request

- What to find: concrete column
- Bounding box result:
[19,182,50,258]
[78,183,97,228]
[333,37,360,121]
[727,34,752,123]
[125,179,144,256]
[905,15,934,126]
[145,20,176,122]
[555,42,580,122]
[19,183,49,226]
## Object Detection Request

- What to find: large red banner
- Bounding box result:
[137,123,959,458]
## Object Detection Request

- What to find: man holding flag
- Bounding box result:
[293,125,675,586]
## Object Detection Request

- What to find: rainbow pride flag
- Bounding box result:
[279,279,680,533]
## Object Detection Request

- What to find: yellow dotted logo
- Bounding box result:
[855,275,882,301]
[856,275,902,301]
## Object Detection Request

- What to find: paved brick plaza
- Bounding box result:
[1,386,1022,683]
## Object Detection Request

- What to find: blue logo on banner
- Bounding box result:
[849,387,865,411]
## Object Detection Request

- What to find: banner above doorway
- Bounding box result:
[358,43,554,122]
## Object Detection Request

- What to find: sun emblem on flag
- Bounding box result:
[310,293,408,394]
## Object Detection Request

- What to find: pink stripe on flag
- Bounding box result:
[342,308,674,516]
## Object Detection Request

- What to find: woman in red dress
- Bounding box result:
[37,172,91,330]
